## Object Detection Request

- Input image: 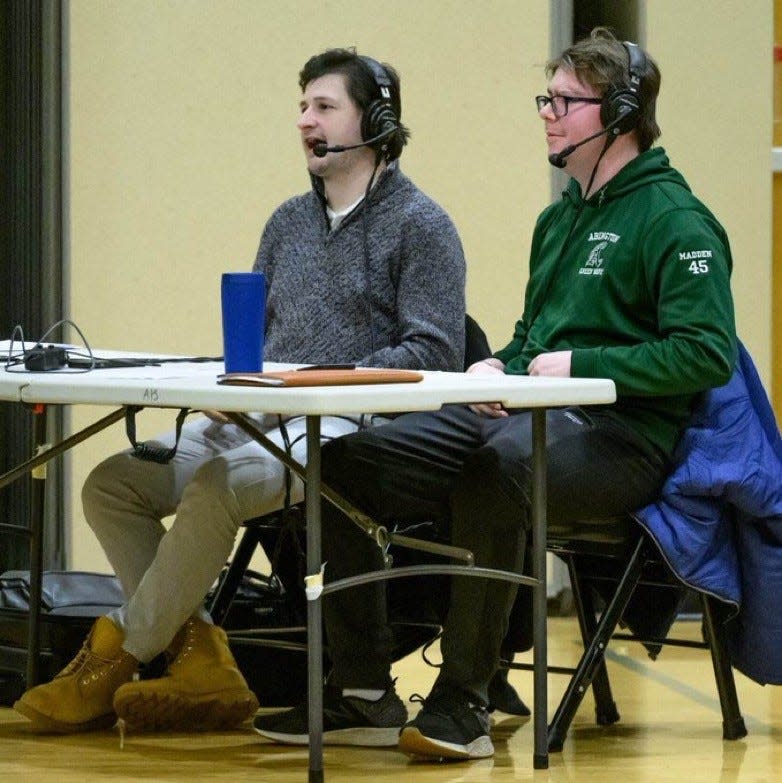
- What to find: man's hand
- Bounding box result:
[466,358,505,376]
[527,351,572,377]
[466,358,509,417]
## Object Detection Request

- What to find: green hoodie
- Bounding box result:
[494,147,736,456]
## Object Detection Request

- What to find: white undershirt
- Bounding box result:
[326,195,365,230]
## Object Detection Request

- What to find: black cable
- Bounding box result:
[276,415,295,512]
[65,352,222,369]
[5,319,95,373]
[126,406,190,464]
[360,152,384,367]
[515,138,614,362]
[5,325,28,369]
[38,318,94,357]
[4,319,221,373]
[583,134,613,201]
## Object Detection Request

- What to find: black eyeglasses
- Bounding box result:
[535,94,602,118]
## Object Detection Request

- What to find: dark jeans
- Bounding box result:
[320,404,669,705]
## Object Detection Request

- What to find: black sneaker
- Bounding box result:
[487,668,530,716]
[253,685,407,746]
[398,686,493,760]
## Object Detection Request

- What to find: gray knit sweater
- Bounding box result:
[252,163,465,370]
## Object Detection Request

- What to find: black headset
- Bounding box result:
[600,41,646,135]
[358,55,400,144]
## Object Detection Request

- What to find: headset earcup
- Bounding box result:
[361,100,398,142]
[600,87,640,135]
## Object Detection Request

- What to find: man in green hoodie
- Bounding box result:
[254,28,737,761]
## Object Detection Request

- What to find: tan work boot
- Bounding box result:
[112,617,259,731]
[14,616,138,733]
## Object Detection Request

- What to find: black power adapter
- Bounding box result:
[24,344,67,371]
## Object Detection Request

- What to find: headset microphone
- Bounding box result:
[313,124,398,158]
[547,112,627,169]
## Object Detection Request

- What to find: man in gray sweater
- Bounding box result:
[15,48,466,735]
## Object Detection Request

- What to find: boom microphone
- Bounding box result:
[547,113,626,169]
[313,124,398,158]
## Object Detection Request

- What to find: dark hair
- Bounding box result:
[546,27,661,152]
[299,48,410,161]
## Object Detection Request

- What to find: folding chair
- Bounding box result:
[505,513,748,751]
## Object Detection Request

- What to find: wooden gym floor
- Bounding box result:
[0,616,779,782]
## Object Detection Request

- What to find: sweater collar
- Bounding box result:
[310,161,401,230]
[310,160,400,207]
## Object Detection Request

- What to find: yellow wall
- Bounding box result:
[646,1,772,377]
[65,1,773,570]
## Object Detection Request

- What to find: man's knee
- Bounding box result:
[183,458,243,526]
[81,453,136,527]
[82,450,179,530]
[453,445,530,532]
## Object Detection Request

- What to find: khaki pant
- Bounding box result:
[82,412,373,662]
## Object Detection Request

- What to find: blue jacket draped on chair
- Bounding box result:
[636,341,782,685]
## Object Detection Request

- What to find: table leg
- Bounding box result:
[305,415,324,783]
[532,408,549,769]
[26,404,48,688]
[227,408,549,774]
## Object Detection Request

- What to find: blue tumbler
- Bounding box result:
[221,272,266,373]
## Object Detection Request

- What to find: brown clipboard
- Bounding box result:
[217,367,424,387]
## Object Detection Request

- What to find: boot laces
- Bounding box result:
[410,686,484,716]
[56,634,126,683]
[57,643,91,678]
[168,618,199,672]
[116,718,127,750]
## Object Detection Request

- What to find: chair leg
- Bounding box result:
[547,537,646,752]
[207,524,263,625]
[566,555,621,728]
[701,595,748,740]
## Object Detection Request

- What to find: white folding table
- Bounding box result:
[0,354,615,777]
